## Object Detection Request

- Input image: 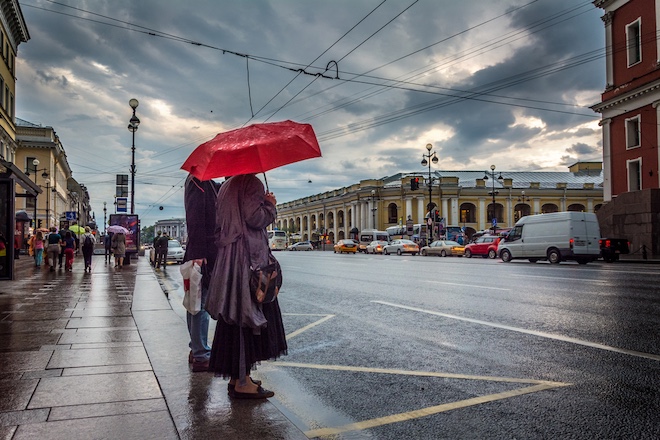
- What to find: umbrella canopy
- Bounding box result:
[107,225,129,234]
[181,120,322,181]
[69,225,85,235]
[15,210,32,221]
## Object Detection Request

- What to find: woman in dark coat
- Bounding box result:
[206,174,287,399]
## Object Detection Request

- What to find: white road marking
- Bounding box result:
[373,301,660,362]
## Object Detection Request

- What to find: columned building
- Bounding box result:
[276,162,603,244]
[591,0,660,256]
[154,218,186,244]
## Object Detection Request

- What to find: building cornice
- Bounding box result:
[590,78,660,113]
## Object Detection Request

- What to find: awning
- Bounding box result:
[0,158,42,196]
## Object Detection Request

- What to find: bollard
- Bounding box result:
[642,244,648,260]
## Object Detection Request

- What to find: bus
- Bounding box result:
[267,230,288,251]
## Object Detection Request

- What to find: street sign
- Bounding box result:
[116,197,128,213]
[65,211,77,221]
[492,218,497,227]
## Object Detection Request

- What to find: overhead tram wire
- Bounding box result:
[253,0,389,124]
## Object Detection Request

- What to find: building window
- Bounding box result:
[388,203,398,223]
[460,203,476,223]
[567,204,585,212]
[626,19,641,67]
[625,115,640,149]
[627,158,642,191]
[541,203,559,214]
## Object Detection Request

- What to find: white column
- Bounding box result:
[417,198,425,223]
[405,198,413,222]
[441,198,449,224]
[350,203,357,230]
[478,198,486,230]
[602,12,614,88]
[450,198,459,226]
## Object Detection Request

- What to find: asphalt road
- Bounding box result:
[158,251,660,439]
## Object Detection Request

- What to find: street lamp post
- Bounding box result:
[421,143,438,243]
[44,179,50,228]
[127,98,140,214]
[103,202,107,235]
[371,192,376,228]
[483,164,503,235]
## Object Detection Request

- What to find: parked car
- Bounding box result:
[366,240,389,254]
[383,239,419,256]
[464,235,500,258]
[334,239,358,254]
[420,240,465,257]
[599,238,630,262]
[288,241,314,251]
[358,230,390,253]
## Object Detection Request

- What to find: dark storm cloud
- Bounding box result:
[566,142,600,156]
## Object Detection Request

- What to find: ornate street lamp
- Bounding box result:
[127,98,140,214]
[483,165,503,235]
[421,143,438,243]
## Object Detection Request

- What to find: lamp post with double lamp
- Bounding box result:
[127,98,140,214]
[421,143,438,243]
[483,164,503,235]
[44,179,50,228]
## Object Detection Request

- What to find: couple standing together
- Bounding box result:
[184,173,287,399]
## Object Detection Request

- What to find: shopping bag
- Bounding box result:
[180,261,203,315]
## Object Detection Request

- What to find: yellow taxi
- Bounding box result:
[333,239,358,254]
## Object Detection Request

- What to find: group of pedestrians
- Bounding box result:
[26,225,99,272]
[152,231,169,268]
[180,173,286,399]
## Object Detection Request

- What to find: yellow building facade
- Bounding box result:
[276,162,604,243]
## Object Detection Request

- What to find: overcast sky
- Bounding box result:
[16,0,605,227]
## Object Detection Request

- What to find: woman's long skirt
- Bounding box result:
[208,298,287,379]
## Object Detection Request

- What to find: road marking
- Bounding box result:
[284,314,335,340]
[373,301,660,362]
[423,280,510,291]
[273,362,569,438]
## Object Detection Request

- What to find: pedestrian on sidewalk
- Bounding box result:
[155,232,169,268]
[46,227,62,272]
[104,233,113,263]
[112,231,126,268]
[63,231,76,272]
[152,231,161,266]
[33,230,45,268]
[183,174,220,372]
[206,174,287,399]
[81,226,95,272]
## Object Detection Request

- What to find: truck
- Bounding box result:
[599,238,630,262]
[498,211,601,264]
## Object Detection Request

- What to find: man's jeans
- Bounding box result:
[187,284,210,361]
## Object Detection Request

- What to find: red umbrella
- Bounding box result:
[181,120,322,185]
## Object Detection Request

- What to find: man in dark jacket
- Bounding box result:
[183,174,220,372]
[155,232,169,268]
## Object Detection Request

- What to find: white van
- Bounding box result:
[498,212,601,264]
[358,230,390,253]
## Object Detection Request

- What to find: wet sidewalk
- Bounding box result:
[0,254,306,439]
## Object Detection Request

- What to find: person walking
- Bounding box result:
[111,232,126,268]
[81,226,95,272]
[155,232,169,268]
[152,231,161,266]
[104,233,113,263]
[33,230,45,268]
[182,174,220,372]
[46,227,62,272]
[63,231,76,272]
[206,174,287,399]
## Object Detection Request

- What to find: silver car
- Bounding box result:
[382,239,420,256]
[287,241,314,251]
[167,239,185,264]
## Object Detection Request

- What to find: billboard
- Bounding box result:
[108,214,139,254]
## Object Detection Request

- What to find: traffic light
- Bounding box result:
[410,177,419,190]
[434,210,440,222]
[38,219,42,228]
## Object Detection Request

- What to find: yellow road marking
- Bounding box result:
[304,383,560,438]
[285,315,335,340]
[272,363,569,438]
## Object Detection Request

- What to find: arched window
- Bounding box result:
[486,203,505,223]
[567,203,585,212]
[327,212,334,228]
[514,203,531,222]
[594,204,602,213]
[388,203,398,223]
[337,210,344,227]
[541,203,559,214]
[460,203,476,223]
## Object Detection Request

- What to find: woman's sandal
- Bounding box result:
[228,385,274,399]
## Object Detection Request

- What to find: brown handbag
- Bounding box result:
[248,250,282,304]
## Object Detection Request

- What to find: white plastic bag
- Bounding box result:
[180,261,203,315]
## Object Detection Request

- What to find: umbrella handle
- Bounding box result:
[263,172,269,192]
